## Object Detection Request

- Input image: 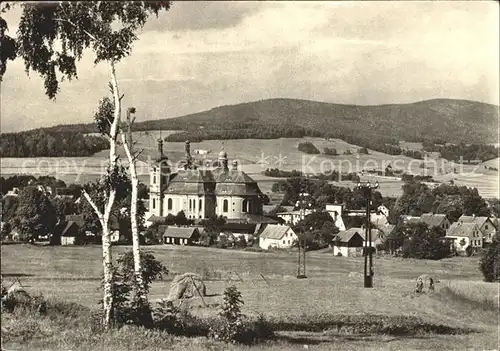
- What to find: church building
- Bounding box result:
[149,139,265,221]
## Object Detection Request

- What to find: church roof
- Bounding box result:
[212,169,256,184]
[169,169,215,183]
[163,168,260,196]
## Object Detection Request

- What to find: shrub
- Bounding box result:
[99,250,168,328]
[357,147,369,154]
[209,286,244,343]
[479,233,500,282]
[298,142,320,154]
[323,147,338,156]
[153,299,209,337]
[209,286,274,344]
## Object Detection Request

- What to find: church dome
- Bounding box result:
[218,150,227,158]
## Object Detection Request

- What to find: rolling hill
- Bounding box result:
[35,98,499,144]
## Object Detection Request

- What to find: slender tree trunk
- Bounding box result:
[102,59,121,328]
[121,112,150,318]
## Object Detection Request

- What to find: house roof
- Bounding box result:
[377,224,396,236]
[147,215,165,224]
[259,224,293,240]
[420,213,448,227]
[162,226,200,239]
[447,222,479,238]
[65,214,84,228]
[333,229,364,244]
[458,215,494,229]
[343,227,383,243]
[60,221,79,237]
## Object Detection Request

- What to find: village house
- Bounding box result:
[457,215,497,243]
[345,205,390,228]
[259,224,297,250]
[325,204,346,231]
[52,221,85,245]
[332,229,364,257]
[446,222,482,254]
[275,209,313,225]
[404,213,450,230]
[162,226,201,245]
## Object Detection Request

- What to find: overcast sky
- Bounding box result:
[1,1,498,132]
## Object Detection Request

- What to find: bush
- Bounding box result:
[358,147,369,154]
[399,223,450,260]
[153,299,209,337]
[208,286,274,344]
[479,233,499,282]
[298,142,320,154]
[323,147,338,156]
[100,250,169,328]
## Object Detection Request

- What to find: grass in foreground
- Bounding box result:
[1,292,492,351]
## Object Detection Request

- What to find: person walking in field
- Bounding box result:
[428,278,434,291]
[415,278,424,293]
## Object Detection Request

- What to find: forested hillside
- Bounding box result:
[0,129,109,157]
[5,98,498,157]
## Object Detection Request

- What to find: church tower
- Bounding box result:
[149,138,170,217]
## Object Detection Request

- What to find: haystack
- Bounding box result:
[167,273,206,301]
[2,285,32,311]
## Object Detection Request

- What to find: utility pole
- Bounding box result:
[356,181,379,288]
[296,179,312,279]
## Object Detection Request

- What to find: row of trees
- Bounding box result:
[0,130,109,157]
[165,123,325,142]
[391,180,491,223]
[272,177,384,212]
[423,142,499,162]
[0,175,69,195]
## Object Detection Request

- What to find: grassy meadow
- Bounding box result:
[1,133,499,198]
[1,244,499,350]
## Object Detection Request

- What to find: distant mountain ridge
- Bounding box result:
[18,98,500,144]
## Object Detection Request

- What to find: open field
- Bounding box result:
[1,244,499,350]
[1,134,498,199]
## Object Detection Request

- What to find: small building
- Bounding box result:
[60,221,84,245]
[446,222,482,253]
[325,204,346,231]
[456,215,497,243]
[420,213,450,230]
[332,230,364,257]
[346,227,382,248]
[259,224,297,250]
[276,209,313,225]
[51,220,85,245]
[162,227,201,245]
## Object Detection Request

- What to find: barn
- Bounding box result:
[332,229,364,257]
[162,227,201,245]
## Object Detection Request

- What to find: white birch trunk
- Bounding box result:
[101,59,121,328]
[121,131,147,300]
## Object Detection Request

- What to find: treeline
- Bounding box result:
[270,176,384,212]
[0,175,70,195]
[0,129,109,157]
[401,150,423,159]
[423,142,499,162]
[165,123,324,142]
[265,168,360,184]
[392,180,491,223]
[263,168,303,178]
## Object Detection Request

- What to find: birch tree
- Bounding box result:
[9,1,171,329]
[96,97,149,317]
[121,107,148,307]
